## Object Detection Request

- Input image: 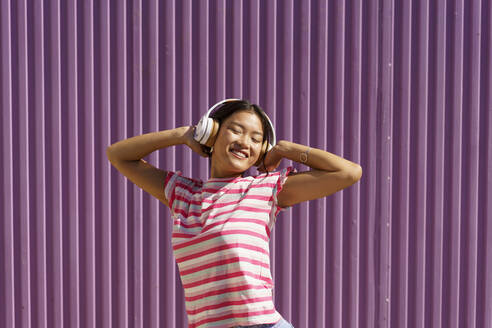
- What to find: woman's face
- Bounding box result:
[210,110,265,178]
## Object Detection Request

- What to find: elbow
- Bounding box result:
[106,145,136,164]
[347,165,362,182]
[106,145,116,163]
[353,165,363,181]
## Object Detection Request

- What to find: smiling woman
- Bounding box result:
[199,99,275,178]
[208,110,266,178]
[106,98,361,327]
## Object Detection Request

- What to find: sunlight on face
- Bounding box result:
[209,110,264,179]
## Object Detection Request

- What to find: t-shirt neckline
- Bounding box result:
[206,175,244,183]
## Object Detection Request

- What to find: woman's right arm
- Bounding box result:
[106,126,207,207]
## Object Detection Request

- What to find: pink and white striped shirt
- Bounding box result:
[164,166,295,328]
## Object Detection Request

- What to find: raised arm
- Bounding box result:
[270,140,362,208]
[106,126,207,207]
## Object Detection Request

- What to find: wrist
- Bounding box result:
[176,126,192,145]
[274,140,291,156]
[274,140,311,164]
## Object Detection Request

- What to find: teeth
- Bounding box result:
[231,150,247,158]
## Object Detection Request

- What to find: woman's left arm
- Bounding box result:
[270,140,362,208]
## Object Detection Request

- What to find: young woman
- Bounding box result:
[106,99,362,328]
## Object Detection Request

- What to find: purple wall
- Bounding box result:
[1,0,491,327]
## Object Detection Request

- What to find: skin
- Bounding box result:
[208,110,266,179]
[106,109,362,209]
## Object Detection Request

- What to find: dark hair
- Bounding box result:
[203,99,272,176]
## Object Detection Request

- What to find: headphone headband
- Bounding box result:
[202,98,241,123]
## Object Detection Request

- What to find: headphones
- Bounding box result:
[193,98,276,167]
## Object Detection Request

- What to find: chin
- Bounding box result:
[231,164,250,172]
[228,162,252,174]
[223,153,256,172]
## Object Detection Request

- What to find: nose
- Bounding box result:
[235,134,250,148]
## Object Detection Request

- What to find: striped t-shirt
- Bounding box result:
[164,166,296,328]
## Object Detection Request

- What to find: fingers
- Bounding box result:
[198,147,208,157]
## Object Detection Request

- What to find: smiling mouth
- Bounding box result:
[230,149,248,159]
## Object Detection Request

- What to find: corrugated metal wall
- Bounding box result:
[1,0,491,327]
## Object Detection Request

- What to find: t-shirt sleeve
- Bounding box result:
[163,170,182,211]
[272,165,297,217]
[163,171,203,218]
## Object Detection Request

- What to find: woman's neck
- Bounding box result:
[210,166,244,179]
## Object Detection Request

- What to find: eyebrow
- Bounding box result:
[229,121,263,136]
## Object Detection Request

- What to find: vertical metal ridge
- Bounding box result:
[178,0,192,176]
[344,0,362,327]
[271,0,294,323]
[478,3,492,328]
[158,1,176,326]
[13,0,32,326]
[226,0,242,96]
[443,1,464,327]
[427,1,447,327]
[30,0,48,325]
[110,1,129,327]
[128,0,144,326]
[305,1,328,327]
[325,0,346,326]
[95,0,112,326]
[360,0,379,326]
[379,0,394,327]
[141,0,159,326]
[79,0,96,326]
[44,0,64,326]
[407,0,429,326]
[460,1,481,328]
[80,0,96,324]
[259,0,276,123]
[211,0,226,99]
[291,0,310,326]
[264,1,279,302]
[61,0,80,325]
[159,0,176,326]
[193,0,209,181]
[0,0,14,326]
[392,0,411,326]
[246,0,257,98]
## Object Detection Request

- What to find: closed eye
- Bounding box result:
[229,127,261,143]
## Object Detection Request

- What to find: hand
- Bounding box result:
[182,126,209,158]
[257,144,283,173]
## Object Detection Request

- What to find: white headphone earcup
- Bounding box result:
[194,117,215,145]
[204,120,220,147]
